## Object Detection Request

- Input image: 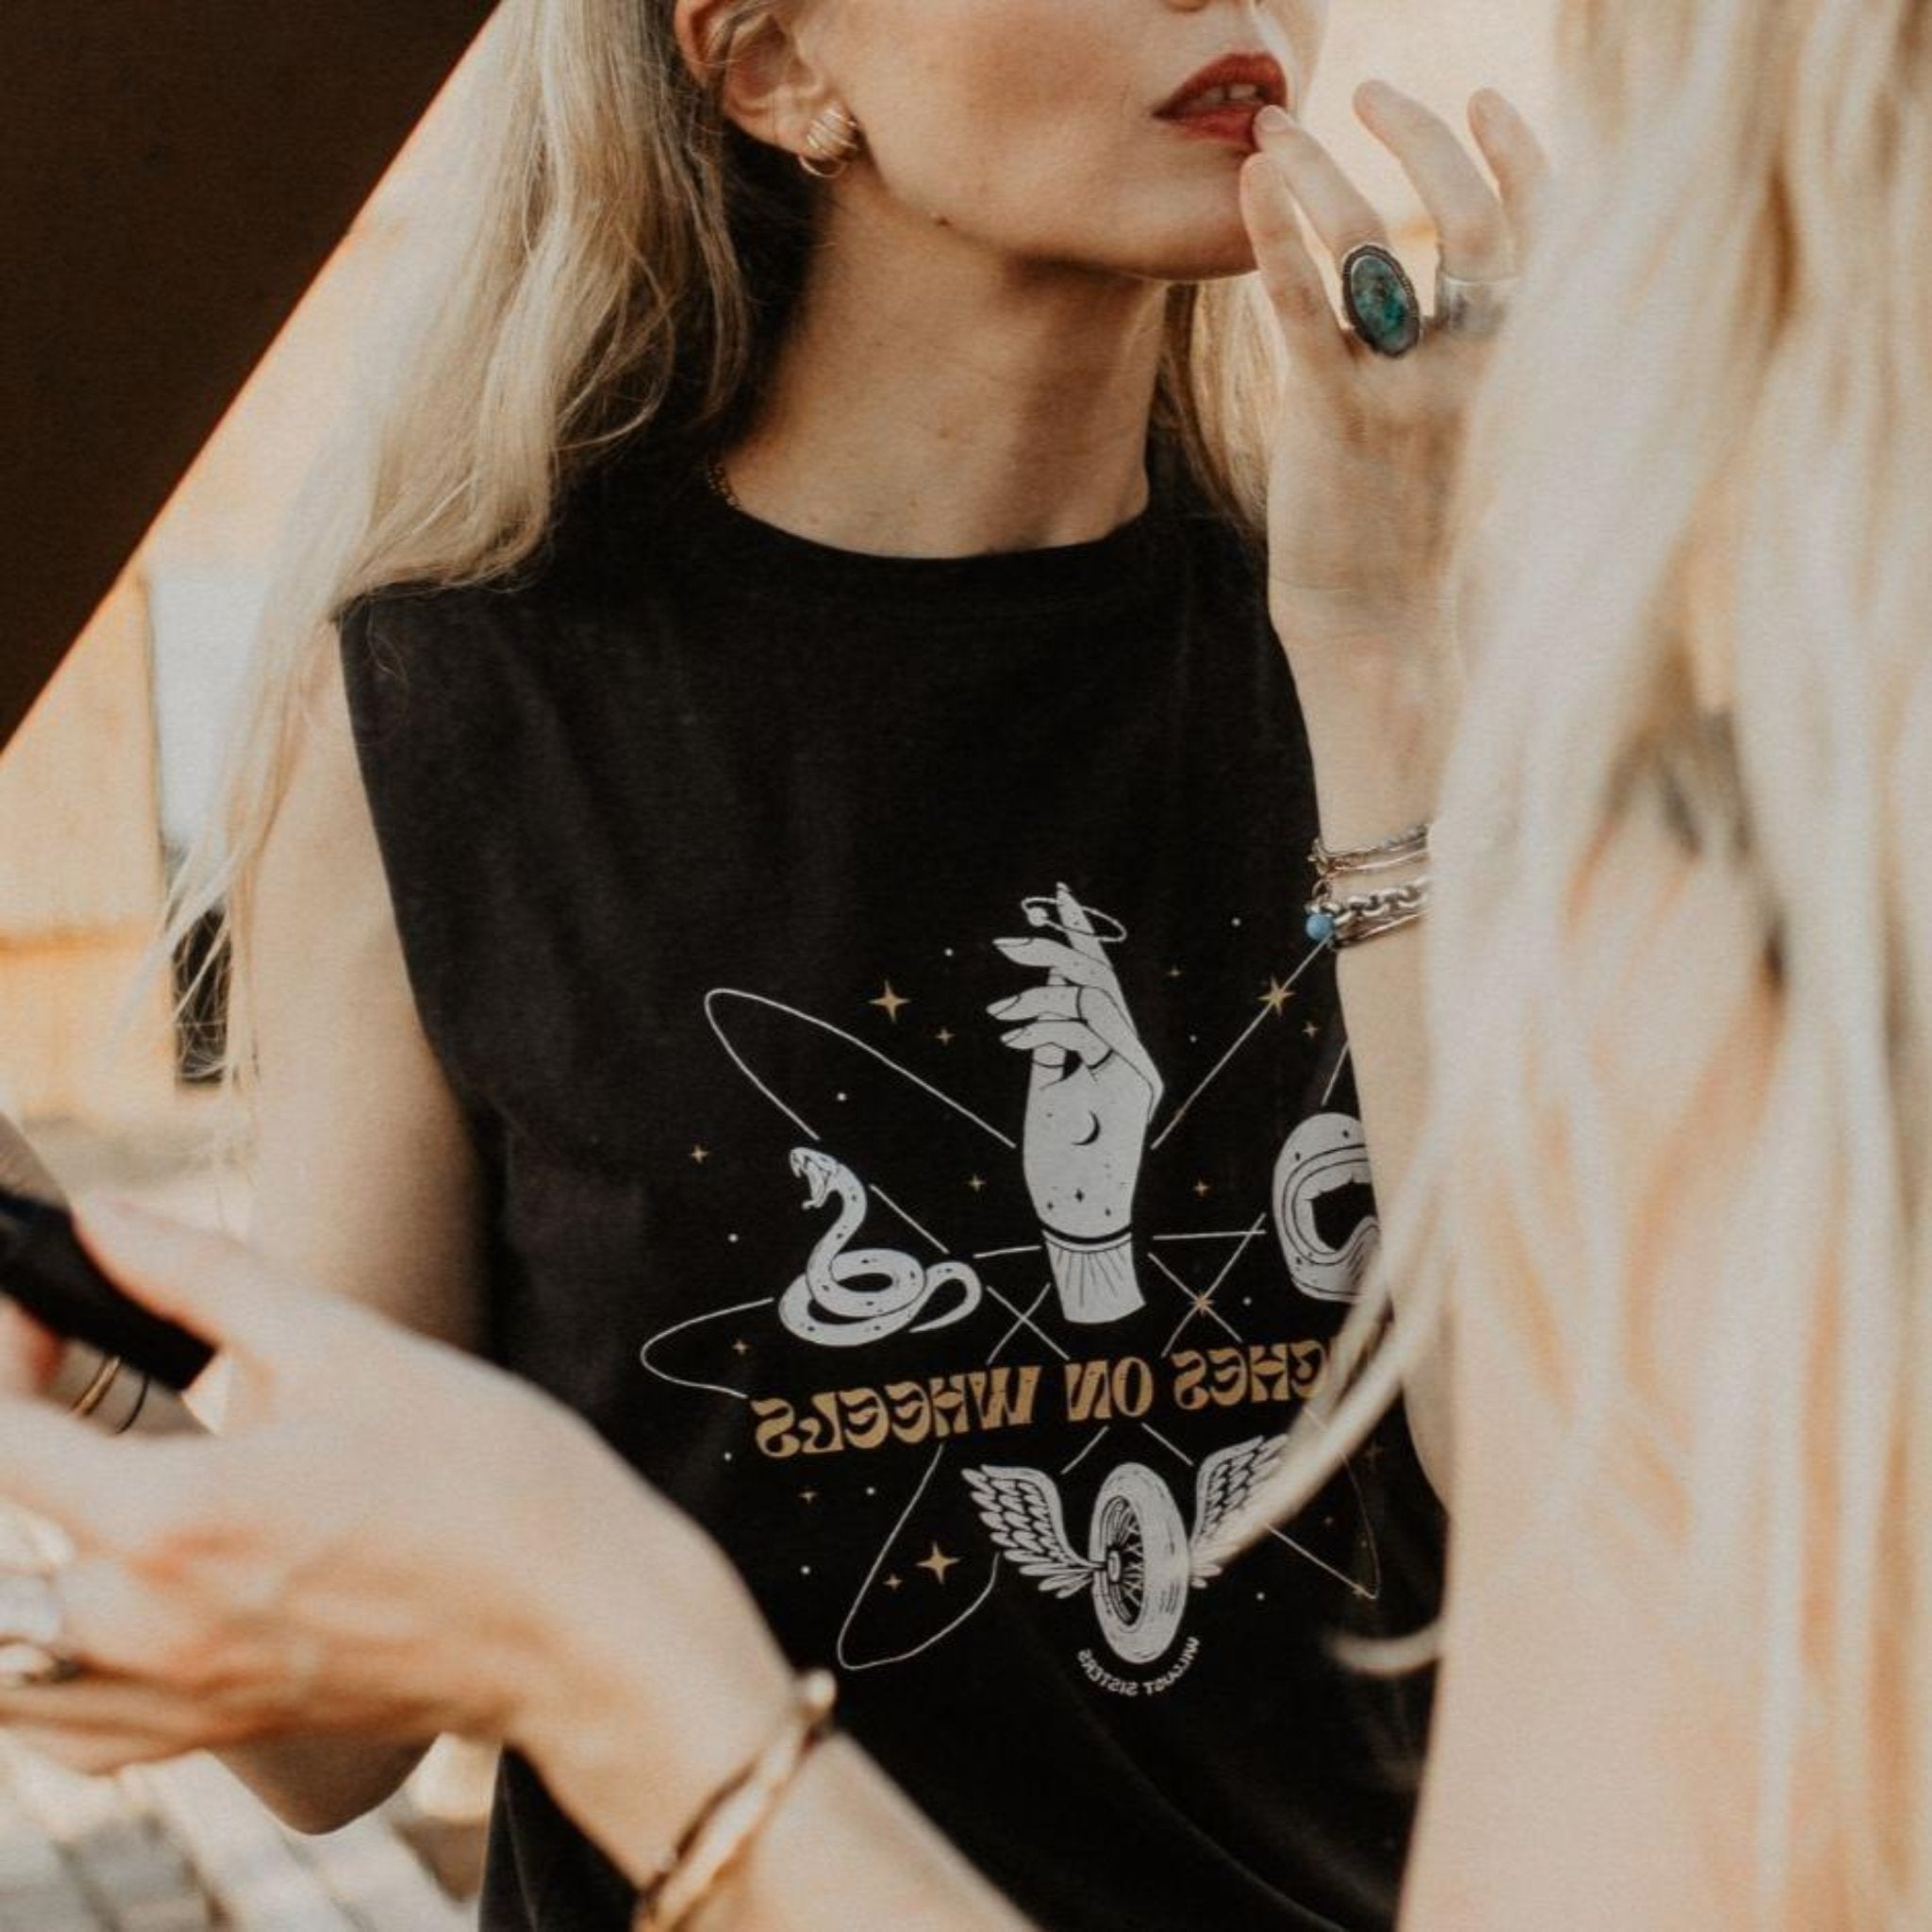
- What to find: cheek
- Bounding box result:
[849,0,1140,222]
[864,32,1127,217]
[870,116,1255,280]
[844,6,1257,278]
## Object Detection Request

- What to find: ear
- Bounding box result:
[672,0,845,163]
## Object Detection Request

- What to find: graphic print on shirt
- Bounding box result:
[989,887,1161,1325]
[1273,1112,1377,1303]
[637,884,1385,1694]
[963,1435,1286,1666]
[780,1149,985,1345]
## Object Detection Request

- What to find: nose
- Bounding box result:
[1159,0,1320,39]
[1164,0,1326,82]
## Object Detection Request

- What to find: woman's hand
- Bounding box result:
[0,1194,677,1777]
[0,1115,70,1397]
[1242,82,1547,708]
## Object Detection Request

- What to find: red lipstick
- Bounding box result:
[1156,52,1289,149]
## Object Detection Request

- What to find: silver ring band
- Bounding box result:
[1434,267,1517,338]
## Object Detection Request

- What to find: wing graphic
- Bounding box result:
[962,1465,1095,1600]
[1189,1434,1290,1583]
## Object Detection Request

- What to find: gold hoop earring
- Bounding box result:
[798,105,863,180]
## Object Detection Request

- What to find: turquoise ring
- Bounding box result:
[1340,243,1424,358]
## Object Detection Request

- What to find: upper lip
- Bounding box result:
[1156,52,1289,121]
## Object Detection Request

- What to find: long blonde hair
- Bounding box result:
[1274,0,1932,1920]
[167,0,1280,1108]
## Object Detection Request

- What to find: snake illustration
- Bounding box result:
[778,1147,984,1347]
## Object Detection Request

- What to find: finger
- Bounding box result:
[1049,885,1108,966]
[70,1194,294,1365]
[1252,107,1390,263]
[1355,80,1513,279]
[1064,990,1162,1103]
[0,1397,147,1545]
[987,986,1079,1026]
[0,1118,63,1201]
[35,1553,200,1682]
[1241,151,1343,360]
[5,1718,187,1776]
[0,1305,62,1395]
[1000,1022,1112,1068]
[1469,89,1550,253]
[992,937,1116,991]
[0,1669,203,1739]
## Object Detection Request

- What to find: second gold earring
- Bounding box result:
[799,105,863,179]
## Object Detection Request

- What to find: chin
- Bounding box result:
[1130,222,1259,284]
[1124,181,1262,282]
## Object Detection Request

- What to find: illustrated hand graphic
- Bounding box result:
[991,886,1162,1324]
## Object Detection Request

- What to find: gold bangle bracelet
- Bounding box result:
[632,1669,839,1932]
[68,1353,125,1421]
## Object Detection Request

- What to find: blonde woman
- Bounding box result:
[1424,0,1931,1920]
[1206,0,1930,1924]
[0,0,1544,1926]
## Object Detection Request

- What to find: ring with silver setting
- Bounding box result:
[1340,243,1424,358]
[1434,267,1517,339]
[0,1571,82,1687]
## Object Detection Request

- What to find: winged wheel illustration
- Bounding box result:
[962,1435,1287,1665]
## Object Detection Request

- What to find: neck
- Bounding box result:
[723,202,1171,558]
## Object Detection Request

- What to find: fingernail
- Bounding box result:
[987,997,1017,1017]
[1255,105,1293,137]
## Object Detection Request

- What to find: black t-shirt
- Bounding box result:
[339,450,1443,1932]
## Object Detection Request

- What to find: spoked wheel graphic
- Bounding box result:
[1088,1463,1191,1665]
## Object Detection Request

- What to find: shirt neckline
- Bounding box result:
[654,460,1172,617]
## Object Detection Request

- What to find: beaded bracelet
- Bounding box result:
[632,1669,839,1931]
[1306,876,1431,947]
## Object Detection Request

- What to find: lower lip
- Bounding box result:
[1159,105,1264,149]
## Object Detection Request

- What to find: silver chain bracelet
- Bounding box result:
[1306,821,1433,949]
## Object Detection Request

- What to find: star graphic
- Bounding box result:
[1166,964,1184,980]
[1258,976,1294,1016]
[801,1489,819,1505]
[916,1543,960,1585]
[731,1339,750,1357]
[1192,1178,1212,1198]
[870,981,910,1023]
[966,1174,986,1192]
[1191,1291,1217,1317]
[935,1027,956,1045]
[690,1144,711,1163]
[1303,1020,1323,1040]
[884,1574,904,1592]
